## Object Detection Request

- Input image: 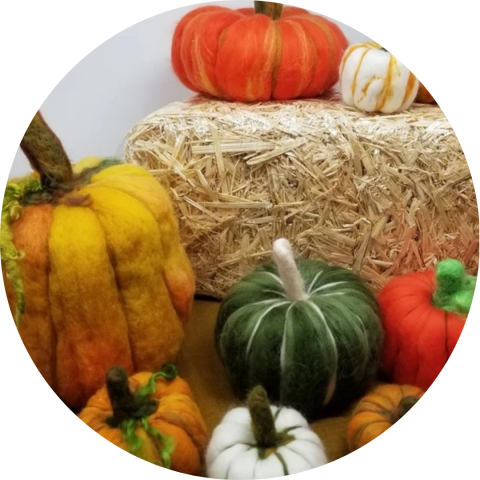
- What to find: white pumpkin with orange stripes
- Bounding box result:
[339,42,419,114]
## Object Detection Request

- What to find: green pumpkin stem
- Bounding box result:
[396,397,418,420]
[272,238,308,301]
[254,1,284,19]
[20,111,73,192]
[432,259,476,315]
[248,385,278,448]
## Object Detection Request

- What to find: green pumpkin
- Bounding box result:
[215,239,383,420]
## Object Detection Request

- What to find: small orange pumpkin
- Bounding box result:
[416,81,436,104]
[78,365,207,475]
[378,259,475,391]
[346,384,424,452]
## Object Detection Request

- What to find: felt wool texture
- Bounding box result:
[1,112,195,410]
[206,386,328,479]
[78,366,208,475]
[346,384,424,451]
[171,3,348,102]
[378,260,476,390]
[416,82,435,104]
[340,42,419,113]
[215,239,383,420]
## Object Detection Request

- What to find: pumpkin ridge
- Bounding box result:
[83,193,137,371]
[413,308,449,387]
[246,300,290,358]
[153,394,207,449]
[305,300,338,405]
[400,72,419,110]
[48,205,134,408]
[392,304,434,385]
[274,452,289,476]
[388,303,431,380]
[351,48,370,99]
[270,21,283,95]
[351,418,390,448]
[420,308,448,369]
[356,399,395,416]
[376,54,395,111]
[86,186,184,371]
[294,20,318,98]
[296,16,336,88]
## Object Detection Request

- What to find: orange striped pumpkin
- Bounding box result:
[346,384,424,451]
[340,42,419,113]
[172,2,348,102]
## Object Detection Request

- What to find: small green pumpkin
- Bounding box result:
[215,239,383,419]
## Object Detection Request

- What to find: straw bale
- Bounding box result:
[126,95,478,298]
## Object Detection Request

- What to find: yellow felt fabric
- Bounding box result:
[48,204,133,409]
[89,171,195,322]
[176,300,353,467]
[72,156,103,173]
[83,185,185,371]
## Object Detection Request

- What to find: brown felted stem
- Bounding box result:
[20,112,73,192]
[254,1,284,20]
[248,385,278,448]
[105,366,158,428]
[396,397,418,421]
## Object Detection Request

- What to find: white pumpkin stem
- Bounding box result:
[272,238,308,301]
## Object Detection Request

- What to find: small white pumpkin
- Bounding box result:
[339,42,419,113]
[206,386,328,479]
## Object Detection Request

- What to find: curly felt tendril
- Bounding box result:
[106,364,178,468]
[1,178,43,326]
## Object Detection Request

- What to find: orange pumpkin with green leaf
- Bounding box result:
[79,364,207,474]
[1,112,195,410]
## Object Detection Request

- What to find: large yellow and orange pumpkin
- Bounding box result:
[378,259,476,390]
[79,364,207,474]
[1,112,195,410]
[346,384,424,451]
[172,1,348,102]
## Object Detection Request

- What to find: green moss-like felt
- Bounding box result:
[215,259,383,420]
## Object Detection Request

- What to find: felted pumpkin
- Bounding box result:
[172,1,348,102]
[378,259,476,390]
[215,238,383,420]
[339,42,419,113]
[346,384,424,452]
[416,81,436,104]
[1,112,195,410]
[79,364,207,474]
[206,385,328,479]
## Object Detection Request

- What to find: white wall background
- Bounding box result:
[10,1,370,178]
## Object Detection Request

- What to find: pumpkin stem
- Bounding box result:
[105,366,158,428]
[432,259,476,315]
[396,396,418,420]
[20,111,74,193]
[254,1,284,20]
[248,385,278,448]
[272,238,308,301]
[105,366,176,468]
